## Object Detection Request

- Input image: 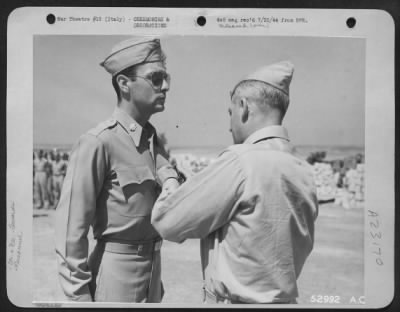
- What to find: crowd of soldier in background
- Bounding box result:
[33,149,69,209]
[32,145,364,210]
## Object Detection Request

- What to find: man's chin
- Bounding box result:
[153,104,165,113]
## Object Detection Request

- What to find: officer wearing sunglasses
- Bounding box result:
[55,37,180,303]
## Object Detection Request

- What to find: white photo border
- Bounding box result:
[6,7,395,308]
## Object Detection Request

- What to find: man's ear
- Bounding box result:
[116,74,130,94]
[240,98,249,123]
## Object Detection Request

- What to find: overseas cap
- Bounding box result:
[100,37,166,76]
[233,61,294,96]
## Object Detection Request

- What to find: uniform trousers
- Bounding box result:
[52,175,64,203]
[88,239,163,302]
[34,172,48,207]
[47,175,54,205]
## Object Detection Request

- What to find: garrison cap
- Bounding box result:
[100,37,166,76]
[233,61,294,96]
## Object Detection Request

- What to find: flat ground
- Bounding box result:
[33,203,363,305]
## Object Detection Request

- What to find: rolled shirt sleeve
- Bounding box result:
[151,149,246,243]
[55,134,106,301]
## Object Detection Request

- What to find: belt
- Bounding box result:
[98,237,163,255]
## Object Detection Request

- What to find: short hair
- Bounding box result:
[232,80,290,116]
[112,65,139,101]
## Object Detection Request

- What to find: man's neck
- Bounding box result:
[245,120,282,140]
[118,100,149,127]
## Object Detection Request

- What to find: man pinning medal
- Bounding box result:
[152,61,318,304]
[55,37,179,302]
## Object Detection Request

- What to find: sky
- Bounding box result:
[33,35,365,148]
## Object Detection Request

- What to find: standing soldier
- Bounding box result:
[52,153,67,206]
[62,152,69,164]
[33,150,50,209]
[55,37,179,302]
[45,151,55,208]
[152,61,318,304]
[33,152,38,207]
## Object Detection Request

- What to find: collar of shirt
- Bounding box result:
[112,107,155,147]
[244,125,290,144]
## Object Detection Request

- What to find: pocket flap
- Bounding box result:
[116,166,155,188]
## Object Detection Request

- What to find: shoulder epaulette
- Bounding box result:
[87,118,117,136]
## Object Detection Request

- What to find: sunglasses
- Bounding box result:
[130,71,171,91]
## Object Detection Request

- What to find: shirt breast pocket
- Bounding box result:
[116,166,155,187]
[113,166,160,217]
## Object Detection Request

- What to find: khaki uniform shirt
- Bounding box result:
[53,160,66,176]
[152,126,318,303]
[55,108,178,301]
[33,158,47,172]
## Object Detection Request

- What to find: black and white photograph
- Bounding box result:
[6,7,395,308]
[32,33,365,305]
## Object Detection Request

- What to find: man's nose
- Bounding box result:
[161,78,170,92]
